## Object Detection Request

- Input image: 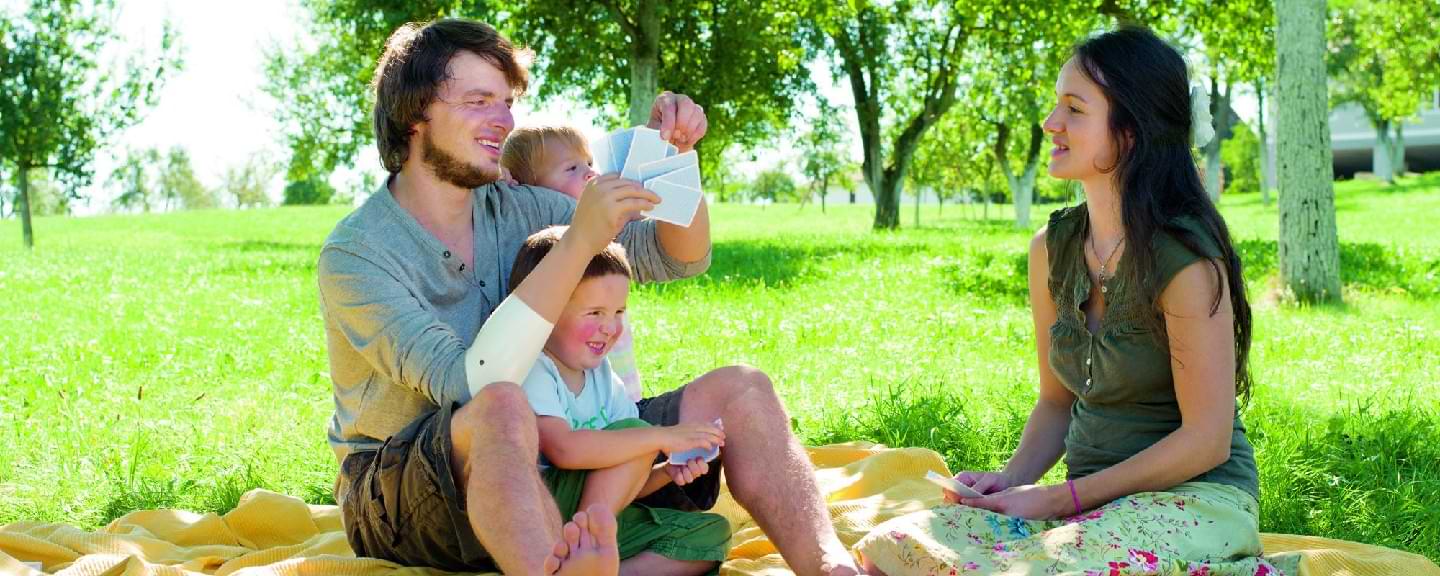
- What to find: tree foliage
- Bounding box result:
[506,0,813,177]
[806,0,976,229]
[0,0,179,246]
[262,1,490,185]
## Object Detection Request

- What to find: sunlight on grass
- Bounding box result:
[1,176,1437,559]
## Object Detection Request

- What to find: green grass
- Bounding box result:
[2,173,1438,560]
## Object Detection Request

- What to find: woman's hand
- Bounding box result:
[957,483,1074,520]
[943,470,1013,503]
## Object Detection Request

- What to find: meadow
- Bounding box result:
[2,173,1437,561]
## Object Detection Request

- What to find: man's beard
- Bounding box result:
[422,131,498,189]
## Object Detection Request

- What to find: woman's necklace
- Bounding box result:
[1087,233,1125,294]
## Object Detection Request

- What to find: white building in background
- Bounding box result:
[1330,90,1440,178]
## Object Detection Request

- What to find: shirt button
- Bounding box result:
[443,250,451,258]
[1085,378,1092,387]
[1086,358,1092,366]
[479,280,486,287]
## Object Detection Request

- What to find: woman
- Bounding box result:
[855,27,1291,576]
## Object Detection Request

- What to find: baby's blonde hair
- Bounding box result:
[501,125,590,185]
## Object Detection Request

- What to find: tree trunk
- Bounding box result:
[1257,79,1274,206]
[19,166,35,249]
[821,174,828,213]
[1373,118,1394,183]
[1203,77,1233,202]
[914,187,920,227]
[1276,0,1342,303]
[626,6,661,127]
[997,123,1043,228]
[1392,123,1406,177]
[849,189,856,204]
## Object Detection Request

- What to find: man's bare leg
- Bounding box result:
[676,366,862,576]
[451,383,618,575]
[579,453,655,516]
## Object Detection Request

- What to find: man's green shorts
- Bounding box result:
[336,392,730,573]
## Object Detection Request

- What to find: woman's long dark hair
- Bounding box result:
[1073,26,1254,402]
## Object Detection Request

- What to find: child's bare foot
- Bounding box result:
[547,506,620,576]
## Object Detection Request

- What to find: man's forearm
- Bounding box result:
[656,196,710,263]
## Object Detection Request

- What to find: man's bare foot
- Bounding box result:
[548,506,620,576]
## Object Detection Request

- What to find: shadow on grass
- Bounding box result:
[936,250,1029,303]
[1236,239,1440,299]
[674,237,938,289]
[802,382,1440,562]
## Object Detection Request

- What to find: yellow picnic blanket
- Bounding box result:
[2,443,1436,575]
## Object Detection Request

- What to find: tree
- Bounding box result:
[284,177,336,205]
[0,0,179,247]
[961,1,1103,228]
[1220,120,1261,195]
[110,147,161,213]
[908,107,990,219]
[799,101,850,214]
[1327,0,1440,184]
[160,147,217,210]
[1275,0,1342,303]
[807,0,975,230]
[1184,0,1275,201]
[263,1,485,186]
[750,168,799,206]
[505,1,813,177]
[223,154,279,209]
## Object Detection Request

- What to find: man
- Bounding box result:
[319,18,863,576]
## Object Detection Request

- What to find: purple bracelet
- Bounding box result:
[1066,479,1082,516]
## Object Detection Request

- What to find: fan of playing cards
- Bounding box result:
[590,126,704,227]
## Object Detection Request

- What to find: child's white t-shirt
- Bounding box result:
[521,353,639,432]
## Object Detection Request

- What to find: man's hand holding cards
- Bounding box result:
[590,126,704,227]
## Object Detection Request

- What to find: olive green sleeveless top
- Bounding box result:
[1045,204,1259,501]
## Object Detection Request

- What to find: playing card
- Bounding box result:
[643,178,703,227]
[622,127,668,180]
[608,128,634,174]
[636,150,699,184]
[589,132,614,175]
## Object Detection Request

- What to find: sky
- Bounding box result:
[60,1,1260,214]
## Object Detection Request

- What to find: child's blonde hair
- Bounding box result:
[501,125,590,185]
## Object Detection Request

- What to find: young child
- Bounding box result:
[508,226,730,574]
[502,126,645,401]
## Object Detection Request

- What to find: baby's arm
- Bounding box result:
[535,417,723,470]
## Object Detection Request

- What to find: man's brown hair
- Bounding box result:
[500,125,590,186]
[508,226,632,295]
[371,19,531,173]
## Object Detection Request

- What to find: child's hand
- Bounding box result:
[657,421,724,457]
[569,174,658,255]
[665,458,709,486]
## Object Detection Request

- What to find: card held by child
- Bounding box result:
[589,126,705,227]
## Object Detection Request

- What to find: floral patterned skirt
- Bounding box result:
[855,482,1298,576]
